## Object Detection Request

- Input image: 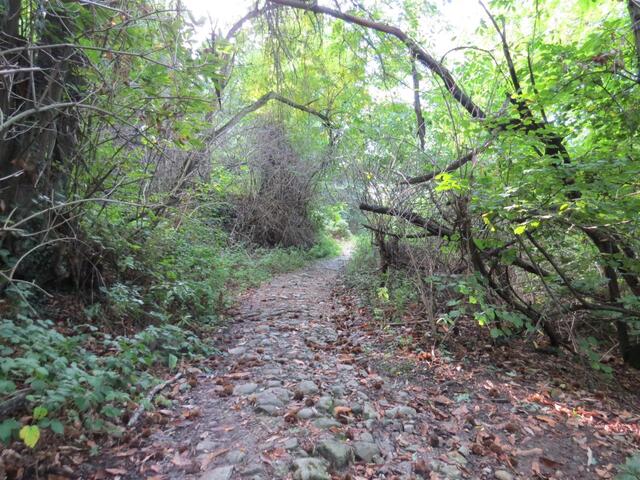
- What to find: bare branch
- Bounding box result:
[212,91,332,140]
[359,203,454,237]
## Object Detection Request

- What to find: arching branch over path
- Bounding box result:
[267,0,486,118]
[212,91,333,141]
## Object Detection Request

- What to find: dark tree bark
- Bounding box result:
[0,1,84,286]
[411,56,426,151]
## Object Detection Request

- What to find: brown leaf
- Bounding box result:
[183,407,201,419]
[333,406,352,418]
[284,408,300,424]
[515,447,543,457]
[535,415,557,427]
[539,456,563,469]
[105,468,127,476]
[219,384,233,397]
[471,443,484,455]
[433,395,453,406]
[505,421,519,433]
[413,459,431,476]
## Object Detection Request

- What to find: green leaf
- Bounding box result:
[513,225,527,235]
[19,425,40,448]
[0,380,16,395]
[490,328,504,338]
[33,406,48,420]
[49,419,65,435]
[168,353,178,370]
[0,418,20,443]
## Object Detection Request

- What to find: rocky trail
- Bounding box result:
[93,255,639,480]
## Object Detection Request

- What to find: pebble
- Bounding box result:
[385,406,417,418]
[297,407,318,419]
[298,380,320,395]
[228,347,247,355]
[200,465,234,480]
[447,450,468,466]
[316,396,333,412]
[226,449,246,464]
[292,457,331,480]
[284,438,299,450]
[255,390,284,406]
[313,417,341,429]
[316,438,354,469]
[352,441,380,462]
[495,471,514,480]
[196,439,218,452]
[331,385,346,397]
[363,403,378,420]
[241,464,266,477]
[429,460,462,479]
[234,383,258,395]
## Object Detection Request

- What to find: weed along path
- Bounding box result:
[96,255,639,480]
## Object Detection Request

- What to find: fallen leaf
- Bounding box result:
[434,395,453,406]
[515,448,543,457]
[333,406,352,418]
[535,415,557,427]
[539,456,563,469]
[105,468,127,476]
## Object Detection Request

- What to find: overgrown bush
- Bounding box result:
[0,317,212,445]
[0,203,341,449]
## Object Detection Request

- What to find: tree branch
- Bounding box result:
[267,0,486,118]
[359,203,454,237]
[212,91,332,141]
[402,139,492,185]
[411,55,426,151]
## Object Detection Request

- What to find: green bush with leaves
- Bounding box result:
[0,317,213,447]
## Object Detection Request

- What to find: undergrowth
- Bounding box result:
[0,208,341,449]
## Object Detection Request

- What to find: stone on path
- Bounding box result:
[200,465,234,480]
[233,383,258,395]
[385,405,417,418]
[298,380,319,395]
[292,458,331,480]
[363,402,378,420]
[316,438,354,469]
[495,470,514,480]
[196,439,218,452]
[225,449,246,464]
[429,460,462,479]
[228,346,246,355]
[284,438,299,450]
[297,407,318,419]
[312,417,341,429]
[352,441,380,463]
[254,391,283,416]
[256,388,286,415]
[316,396,333,412]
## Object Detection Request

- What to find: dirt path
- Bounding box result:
[97,255,639,480]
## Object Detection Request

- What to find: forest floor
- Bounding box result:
[83,254,639,480]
